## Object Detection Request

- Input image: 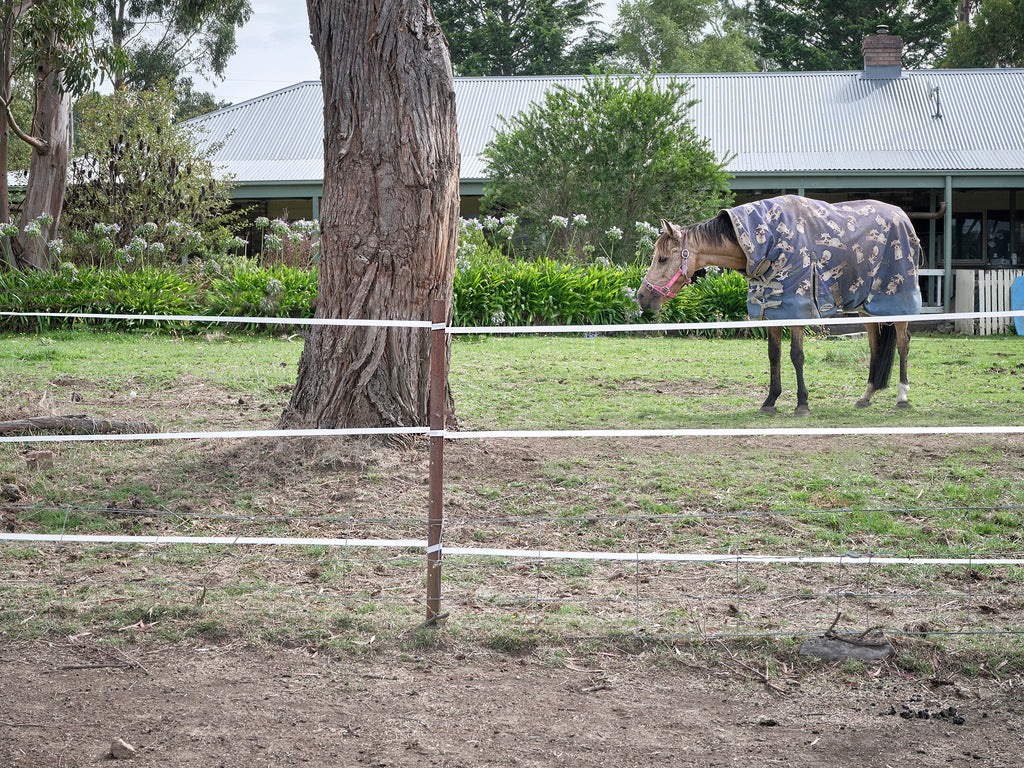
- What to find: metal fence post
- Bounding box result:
[426,298,446,621]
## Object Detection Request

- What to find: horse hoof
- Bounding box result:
[759,406,778,416]
[895,401,912,410]
[794,406,810,418]
[855,398,871,409]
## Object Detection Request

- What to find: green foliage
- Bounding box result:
[94,0,253,91]
[3,214,747,333]
[657,266,751,329]
[453,257,645,327]
[62,84,237,266]
[943,0,1024,67]
[451,218,749,329]
[612,0,758,73]
[0,262,314,333]
[2,75,35,173]
[204,261,319,331]
[753,0,957,70]
[0,257,748,335]
[481,73,733,262]
[0,265,198,330]
[433,0,613,75]
[2,0,120,99]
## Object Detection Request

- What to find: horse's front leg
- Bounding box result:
[790,325,810,417]
[895,321,911,408]
[759,326,784,415]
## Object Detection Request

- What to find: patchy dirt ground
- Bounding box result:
[2,638,1022,767]
[3,436,1024,768]
[3,336,1024,767]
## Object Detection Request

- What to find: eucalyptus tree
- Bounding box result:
[433,0,613,75]
[0,0,116,270]
[612,0,757,73]
[93,0,252,91]
[281,0,460,433]
[944,0,1024,67]
[753,0,957,70]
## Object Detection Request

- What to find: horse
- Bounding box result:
[636,195,923,416]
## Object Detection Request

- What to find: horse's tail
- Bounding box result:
[869,322,897,391]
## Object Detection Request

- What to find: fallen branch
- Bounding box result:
[0,415,158,436]
[715,640,790,694]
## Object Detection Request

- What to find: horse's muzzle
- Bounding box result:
[636,284,661,312]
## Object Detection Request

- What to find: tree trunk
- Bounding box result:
[0,9,11,231]
[13,54,70,270]
[281,0,460,433]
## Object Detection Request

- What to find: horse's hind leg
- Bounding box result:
[856,323,880,408]
[895,321,911,409]
[759,326,784,415]
[790,326,810,416]
[858,320,907,408]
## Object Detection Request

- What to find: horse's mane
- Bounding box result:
[654,210,737,252]
[685,210,738,248]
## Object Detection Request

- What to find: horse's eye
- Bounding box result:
[658,256,668,264]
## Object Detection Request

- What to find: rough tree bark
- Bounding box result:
[0,7,13,232]
[14,52,69,269]
[281,0,460,433]
[2,3,71,270]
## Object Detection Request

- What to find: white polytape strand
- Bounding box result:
[447,308,1024,335]
[5,424,1024,446]
[441,425,1024,440]
[0,426,430,445]
[0,532,427,548]
[5,307,1023,336]
[2,532,1019,567]
[0,311,431,328]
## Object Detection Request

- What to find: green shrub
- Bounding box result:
[480,73,733,262]
[0,252,748,334]
[205,261,317,331]
[0,263,314,333]
[452,257,644,327]
[657,267,753,331]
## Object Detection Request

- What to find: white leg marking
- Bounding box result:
[898,382,910,403]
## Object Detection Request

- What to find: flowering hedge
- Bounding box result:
[2,213,320,272]
[0,260,748,334]
[0,217,751,334]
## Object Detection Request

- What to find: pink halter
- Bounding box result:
[641,233,690,298]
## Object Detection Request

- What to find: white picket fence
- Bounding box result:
[953,268,1024,335]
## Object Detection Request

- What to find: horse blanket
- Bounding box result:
[725,195,922,320]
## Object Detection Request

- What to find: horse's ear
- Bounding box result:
[661,219,677,239]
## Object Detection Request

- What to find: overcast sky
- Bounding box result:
[198,0,617,106]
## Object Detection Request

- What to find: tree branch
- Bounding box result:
[0,93,48,153]
[0,415,159,436]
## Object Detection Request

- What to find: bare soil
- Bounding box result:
[2,636,1023,767]
[3,363,1024,766]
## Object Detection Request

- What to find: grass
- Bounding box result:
[451,331,1024,430]
[1,327,1023,667]
[0,328,301,407]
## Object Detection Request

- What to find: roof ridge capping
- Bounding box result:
[182,80,321,126]
[862,24,904,80]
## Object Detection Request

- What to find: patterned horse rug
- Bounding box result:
[725,195,922,320]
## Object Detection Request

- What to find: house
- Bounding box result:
[186,27,1024,317]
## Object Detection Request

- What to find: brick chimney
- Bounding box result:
[862,24,903,79]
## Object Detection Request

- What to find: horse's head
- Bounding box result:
[636,220,693,312]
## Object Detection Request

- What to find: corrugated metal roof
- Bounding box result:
[185,81,323,183]
[185,70,1024,186]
